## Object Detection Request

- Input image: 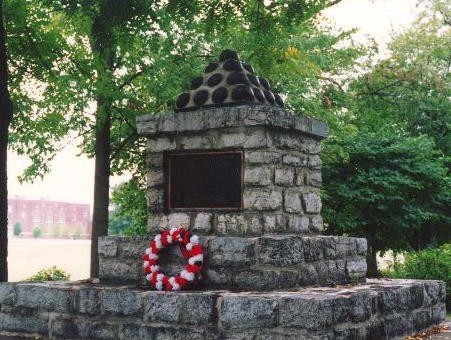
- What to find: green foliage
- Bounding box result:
[380,244,451,308]
[32,226,42,238]
[109,178,147,236]
[25,266,70,282]
[13,222,21,236]
[322,129,450,275]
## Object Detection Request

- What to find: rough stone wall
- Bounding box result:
[98,235,367,289]
[0,279,445,339]
[137,105,327,236]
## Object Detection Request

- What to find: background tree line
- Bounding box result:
[0,0,449,280]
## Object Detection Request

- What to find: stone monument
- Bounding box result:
[0,50,446,339]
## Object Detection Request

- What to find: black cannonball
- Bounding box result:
[248,74,260,87]
[223,59,243,72]
[219,49,239,61]
[263,90,275,104]
[205,62,219,73]
[274,93,284,107]
[207,73,223,87]
[259,77,270,90]
[227,72,249,86]
[193,90,209,106]
[243,63,255,74]
[190,76,203,90]
[231,85,254,102]
[212,87,228,103]
[175,92,190,108]
[253,88,265,103]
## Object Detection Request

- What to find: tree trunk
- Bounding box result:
[0,0,13,282]
[366,242,379,278]
[90,99,111,277]
[89,5,115,277]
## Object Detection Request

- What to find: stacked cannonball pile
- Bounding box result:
[175,50,284,111]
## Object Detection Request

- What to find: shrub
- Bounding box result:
[25,266,70,282]
[32,227,42,238]
[13,222,22,236]
[381,244,450,309]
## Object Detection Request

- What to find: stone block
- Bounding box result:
[245,151,281,164]
[308,155,322,169]
[378,287,410,314]
[0,283,15,305]
[193,213,212,233]
[272,132,302,149]
[243,189,282,211]
[209,237,255,267]
[232,270,298,291]
[99,258,139,282]
[147,188,164,207]
[244,166,271,186]
[282,154,306,166]
[302,237,325,262]
[413,309,432,331]
[284,189,302,213]
[0,312,48,334]
[147,137,176,152]
[262,214,286,233]
[220,129,270,149]
[280,295,336,330]
[310,215,323,232]
[98,238,118,257]
[424,280,441,306]
[349,291,374,322]
[219,296,278,329]
[100,288,142,316]
[180,135,211,149]
[146,153,163,169]
[346,260,367,282]
[302,192,322,213]
[175,110,205,131]
[298,264,319,286]
[16,284,72,313]
[147,170,164,188]
[287,215,309,232]
[216,214,246,235]
[143,292,180,323]
[305,170,322,187]
[384,314,413,338]
[258,235,304,266]
[327,260,347,284]
[50,318,117,340]
[205,268,230,287]
[181,293,216,325]
[119,237,148,258]
[408,283,425,309]
[216,214,264,235]
[431,304,446,324]
[76,287,101,315]
[295,169,305,186]
[275,167,294,186]
[355,238,367,256]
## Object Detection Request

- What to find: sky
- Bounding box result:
[7,0,422,208]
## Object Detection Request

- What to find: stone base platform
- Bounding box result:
[99,235,367,290]
[0,279,446,339]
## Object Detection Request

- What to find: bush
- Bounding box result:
[32,227,42,238]
[13,222,22,236]
[25,266,70,282]
[381,244,450,309]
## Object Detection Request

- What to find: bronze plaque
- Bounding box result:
[165,151,243,210]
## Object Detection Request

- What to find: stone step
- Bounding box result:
[99,235,367,289]
[0,279,446,340]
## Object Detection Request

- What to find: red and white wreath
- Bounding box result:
[142,227,204,291]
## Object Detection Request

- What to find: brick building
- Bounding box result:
[7,198,91,239]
